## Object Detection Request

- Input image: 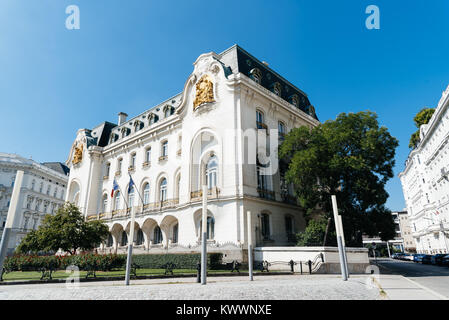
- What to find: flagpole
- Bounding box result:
[124,174,137,286]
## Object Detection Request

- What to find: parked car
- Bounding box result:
[442,255,449,267]
[421,254,432,264]
[413,254,424,263]
[431,254,447,266]
[392,252,406,260]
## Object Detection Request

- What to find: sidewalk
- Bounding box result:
[372,274,447,300]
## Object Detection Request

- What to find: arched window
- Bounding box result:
[121,231,128,246]
[278,121,286,141]
[117,158,123,172]
[128,186,135,208]
[206,156,218,189]
[160,178,167,202]
[136,229,144,245]
[102,194,108,213]
[114,191,121,210]
[200,217,215,240]
[143,183,150,205]
[107,233,113,247]
[105,163,111,177]
[39,182,43,193]
[172,223,178,243]
[53,188,57,198]
[31,179,35,191]
[285,216,294,235]
[256,110,266,130]
[175,175,181,199]
[164,106,174,118]
[149,113,159,125]
[261,213,270,240]
[46,185,51,195]
[145,147,151,163]
[273,82,281,96]
[153,226,162,244]
[161,141,168,157]
[130,153,136,168]
[250,68,262,84]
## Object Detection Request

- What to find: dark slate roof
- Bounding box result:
[90,121,117,147]
[42,162,70,176]
[218,45,318,120]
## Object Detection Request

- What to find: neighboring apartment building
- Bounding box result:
[0,153,69,253]
[65,45,320,259]
[399,85,449,254]
[394,211,416,253]
[362,211,415,253]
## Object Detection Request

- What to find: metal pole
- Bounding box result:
[201,185,207,285]
[247,210,253,281]
[337,214,349,278]
[0,171,24,274]
[125,205,136,285]
[331,195,348,281]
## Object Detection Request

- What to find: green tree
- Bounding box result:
[16,203,109,255]
[409,108,435,148]
[279,111,398,246]
[296,217,336,246]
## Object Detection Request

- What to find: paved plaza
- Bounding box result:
[0,274,383,300]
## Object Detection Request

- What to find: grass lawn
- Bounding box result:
[1,268,261,282]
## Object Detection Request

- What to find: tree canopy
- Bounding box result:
[409,108,435,148]
[279,111,398,246]
[16,202,109,255]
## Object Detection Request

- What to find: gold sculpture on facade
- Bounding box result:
[72,143,83,165]
[193,75,215,110]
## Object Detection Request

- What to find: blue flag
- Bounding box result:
[128,174,135,193]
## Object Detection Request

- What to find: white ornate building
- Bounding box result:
[399,85,449,254]
[0,153,69,253]
[65,45,320,259]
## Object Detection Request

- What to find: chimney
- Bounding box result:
[262,61,269,67]
[118,112,128,126]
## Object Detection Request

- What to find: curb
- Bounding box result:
[0,271,293,286]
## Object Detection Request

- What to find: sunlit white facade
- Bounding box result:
[65,45,320,259]
[399,85,449,254]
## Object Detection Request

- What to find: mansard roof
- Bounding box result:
[88,44,318,147]
[218,45,317,120]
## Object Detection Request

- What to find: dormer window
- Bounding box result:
[273,82,281,96]
[290,94,299,108]
[134,120,143,132]
[249,68,262,84]
[164,105,175,118]
[109,133,118,144]
[121,127,130,139]
[149,113,159,125]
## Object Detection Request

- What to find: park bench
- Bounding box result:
[162,262,176,275]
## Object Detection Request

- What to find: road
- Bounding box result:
[375,258,449,299]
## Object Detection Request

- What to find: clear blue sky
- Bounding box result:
[1,0,449,212]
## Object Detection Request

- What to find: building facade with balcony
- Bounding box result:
[65,45,320,259]
[0,153,69,253]
[399,85,449,254]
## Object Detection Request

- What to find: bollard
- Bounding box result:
[320,253,324,263]
[300,262,303,274]
[196,262,201,283]
[308,260,312,274]
[289,260,295,273]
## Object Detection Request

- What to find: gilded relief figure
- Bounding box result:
[72,143,83,165]
[193,75,215,110]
